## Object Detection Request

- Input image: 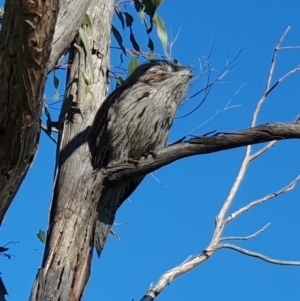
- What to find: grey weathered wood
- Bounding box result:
[47,0,93,71]
[103,123,300,186]
[104,123,300,184]
[29,1,114,300]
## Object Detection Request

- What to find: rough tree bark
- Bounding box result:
[105,123,300,184]
[47,0,93,72]
[29,1,114,300]
[0,0,59,222]
[0,0,93,224]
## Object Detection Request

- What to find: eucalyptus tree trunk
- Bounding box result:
[29,1,114,300]
[0,0,93,225]
[0,0,59,223]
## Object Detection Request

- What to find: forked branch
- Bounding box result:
[138,27,300,301]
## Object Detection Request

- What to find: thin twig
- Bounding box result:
[225,175,300,224]
[167,27,181,59]
[216,244,300,266]
[279,46,300,50]
[41,125,57,144]
[266,27,290,93]
[252,27,290,128]
[249,140,277,161]
[187,86,242,135]
[266,65,300,97]
[177,51,242,119]
[220,223,271,241]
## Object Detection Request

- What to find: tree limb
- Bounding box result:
[226,174,300,224]
[220,223,271,241]
[104,122,300,184]
[215,244,300,266]
[138,27,300,301]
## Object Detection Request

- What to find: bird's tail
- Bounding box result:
[94,177,144,257]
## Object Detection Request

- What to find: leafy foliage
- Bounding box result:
[153,14,167,55]
[82,13,93,36]
[53,73,59,100]
[113,0,168,74]
[37,229,46,244]
[128,55,138,75]
[111,24,126,54]
[79,27,94,81]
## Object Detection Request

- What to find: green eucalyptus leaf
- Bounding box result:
[144,0,155,18]
[53,90,59,100]
[87,89,95,98]
[44,105,51,119]
[114,6,125,29]
[147,51,154,60]
[53,74,59,89]
[37,229,46,244]
[79,27,94,81]
[81,69,90,85]
[152,0,164,9]
[133,0,143,12]
[138,8,145,23]
[124,12,134,27]
[115,75,124,88]
[128,55,138,76]
[133,0,145,23]
[111,25,126,55]
[153,14,168,56]
[148,37,154,52]
[82,13,93,36]
[129,29,140,52]
[147,37,154,59]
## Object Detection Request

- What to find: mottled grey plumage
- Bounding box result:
[91,60,192,255]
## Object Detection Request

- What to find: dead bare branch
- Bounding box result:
[225,174,300,224]
[138,27,300,301]
[220,223,271,241]
[187,86,242,136]
[249,140,277,161]
[253,27,290,127]
[105,123,300,185]
[215,244,300,266]
[167,27,181,59]
[140,253,210,301]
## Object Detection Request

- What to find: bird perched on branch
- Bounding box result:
[91,60,192,255]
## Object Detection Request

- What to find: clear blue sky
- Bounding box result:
[1,0,300,300]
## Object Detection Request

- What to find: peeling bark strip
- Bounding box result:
[0,0,59,222]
